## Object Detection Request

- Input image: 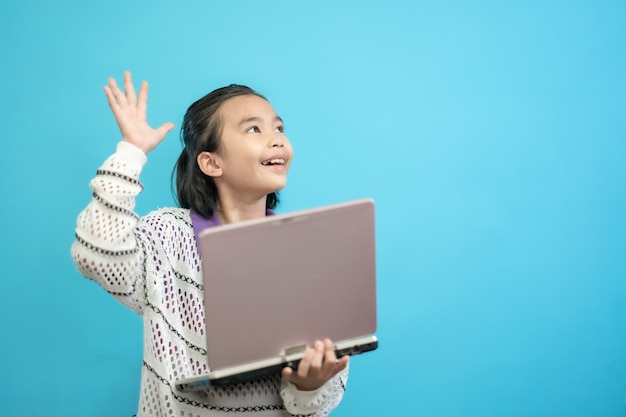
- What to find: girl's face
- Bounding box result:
[207,94,293,202]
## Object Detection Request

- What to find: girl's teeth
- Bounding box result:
[263,159,285,165]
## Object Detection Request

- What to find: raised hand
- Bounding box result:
[104,71,174,154]
[282,339,349,391]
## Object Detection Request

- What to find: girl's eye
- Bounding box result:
[246,126,261,133]
[275,125,284,133]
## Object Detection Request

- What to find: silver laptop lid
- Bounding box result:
[199,198,377,371]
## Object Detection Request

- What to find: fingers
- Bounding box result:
[282,339,348,391]
[293,346,313,378]
[104,71,142,108]
[297,341,321,378]
[123,71,137,106]
[319,339,347,378]
[281,365,292,379]
[336,354,350,372]
[297,339,329,378]
[103,85,119,112]
[101,71,172,154]
[312,342,324,376]
[156,122,176,138]
[137,80,148,117]
[106,76,127,105]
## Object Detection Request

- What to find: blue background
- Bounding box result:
[1,1,625,416]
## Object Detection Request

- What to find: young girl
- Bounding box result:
[71,71,349,417]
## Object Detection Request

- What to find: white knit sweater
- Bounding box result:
[71,142,348,417]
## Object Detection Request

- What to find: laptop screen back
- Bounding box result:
[199,199,377,371]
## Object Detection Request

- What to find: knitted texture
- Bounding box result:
[71,142,348,417]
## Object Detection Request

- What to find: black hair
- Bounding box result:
[172,84,279,218]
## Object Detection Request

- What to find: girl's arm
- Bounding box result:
[71,141,149,312]
[71,72,173,312]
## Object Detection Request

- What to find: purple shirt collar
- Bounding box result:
[190,208,275,253]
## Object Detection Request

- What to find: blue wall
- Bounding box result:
[1,1,625,416]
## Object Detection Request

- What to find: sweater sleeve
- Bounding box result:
[71,141,149,314]
[280,365,349,416]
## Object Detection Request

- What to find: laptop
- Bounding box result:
[175,198,378,391]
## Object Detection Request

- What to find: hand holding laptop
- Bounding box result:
[282,338,350,391]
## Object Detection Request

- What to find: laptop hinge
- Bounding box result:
[283,344,307,363]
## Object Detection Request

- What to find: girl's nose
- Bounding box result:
[271,137,284,148]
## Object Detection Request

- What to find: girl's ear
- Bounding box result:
[197,152,223,177]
